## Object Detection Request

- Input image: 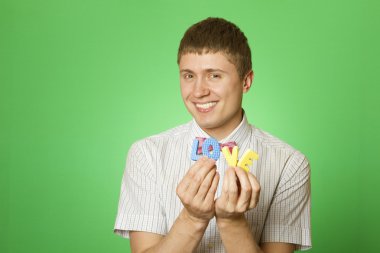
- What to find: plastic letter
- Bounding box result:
[237,149,259,172]
[222,146,239,167]
[202,138,220,161]
[191,139,201,161]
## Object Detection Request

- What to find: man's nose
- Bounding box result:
[193,78,210,97]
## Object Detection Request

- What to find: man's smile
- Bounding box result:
[194,102,217,112]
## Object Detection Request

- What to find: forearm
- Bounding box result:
[217,215,263,253]
[143,209,208,253]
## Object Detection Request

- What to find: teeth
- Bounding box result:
[195,102,216,109]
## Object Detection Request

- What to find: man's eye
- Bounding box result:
[184,74,193,79]
[210,74,220,79]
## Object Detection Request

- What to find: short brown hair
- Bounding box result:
[177,17,252,80]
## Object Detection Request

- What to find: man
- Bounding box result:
[114,17,311,253]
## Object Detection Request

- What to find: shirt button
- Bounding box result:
[208,243,213,249]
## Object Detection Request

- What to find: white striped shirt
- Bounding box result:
[114,114,312,251]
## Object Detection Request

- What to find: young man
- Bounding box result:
[114,18,311,253]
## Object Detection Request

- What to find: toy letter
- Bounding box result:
[237,149,259,172]
[202,138,221,161]
[191,139,201,161]
[222,146,239,167]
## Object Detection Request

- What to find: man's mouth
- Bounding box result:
[195,102,217,109]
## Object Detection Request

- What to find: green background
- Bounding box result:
[1,0,379,252]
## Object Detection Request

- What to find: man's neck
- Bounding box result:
[201,110,244,141]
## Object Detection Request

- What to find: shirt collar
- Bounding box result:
[189,111,252,148]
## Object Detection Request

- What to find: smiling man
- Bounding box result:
[180,52,250,140]
[114,18,312,253]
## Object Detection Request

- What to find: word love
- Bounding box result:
[191,138,259,172]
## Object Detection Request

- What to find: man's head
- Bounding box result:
[178,18,254,140]
[177,17,252,81]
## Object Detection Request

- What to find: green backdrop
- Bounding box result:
[1,0,379,252]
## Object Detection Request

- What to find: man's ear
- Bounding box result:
[242,70,254,93]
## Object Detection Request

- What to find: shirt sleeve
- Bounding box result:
[261,151,312,250]
[113,141,167,238]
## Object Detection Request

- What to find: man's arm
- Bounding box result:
[215,167,262,253]
[129,209,208,253]
[216,215,295,253]
[215,167,295,253]
[129,157,219,253]
[130,232,163,253]
[261,242,296,253]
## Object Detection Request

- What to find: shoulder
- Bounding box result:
[252,125,308,156]
[124,122,192,175]
[251,125,296,151]
[250,125,310,172]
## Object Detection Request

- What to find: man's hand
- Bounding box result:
[176,157,220,225]
[130,158,219,253]
[215,166,261,221]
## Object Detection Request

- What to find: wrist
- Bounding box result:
[216,214,247,229]
[179,209,210,232]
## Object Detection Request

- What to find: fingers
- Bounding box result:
[215,167,261,220]
[220,168,229,203]
[227,168,239,206]
[175,157,219,222]
[181,157,216,197]
[196,168,216,199]
[176,159,206,194]
[247,172,261,209]
[234,167,260,210]
[204,171,220,203]
[234,167,252,211]
[176,156,261,223]
[216,167,237,214]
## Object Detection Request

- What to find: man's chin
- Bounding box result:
[195,120,219,132]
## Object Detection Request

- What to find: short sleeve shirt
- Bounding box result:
[114,115,312,251]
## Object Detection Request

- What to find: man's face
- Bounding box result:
[179,52,251,139]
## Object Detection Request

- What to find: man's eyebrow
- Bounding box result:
[179,69,194,73]
[179,68,227,73]
[204,68,227,73]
